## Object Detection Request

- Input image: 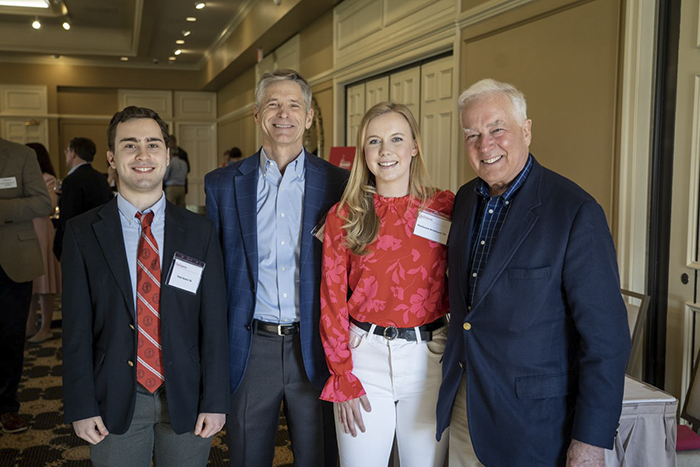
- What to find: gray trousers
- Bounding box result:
[90,384,212,467]
[226,329,335,467]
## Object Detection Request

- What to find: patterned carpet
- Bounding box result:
[0,326,294,467]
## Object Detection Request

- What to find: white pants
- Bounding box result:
[335,323,448,467]
[449,376,484,466]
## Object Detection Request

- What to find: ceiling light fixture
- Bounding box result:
[195,2,205,9]
[169,56,176,61]
[62,18,70,30]
[120,56,129,61]
[0,0,49,7]
[174,49,182,55]
[176,39,185,44]
[31,18,41,29]
[182,30,191,36]
[186,16,196,22]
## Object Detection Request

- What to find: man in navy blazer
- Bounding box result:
[205,69,347,467]
[62,106,229,466]
[436,79,630,466]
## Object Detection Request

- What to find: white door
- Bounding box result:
[346,82,366,147]
[175,123,217,208]
[1,118,48,147]
[420,56,455,191]
[366,76,389,109]
[389,66,421,119]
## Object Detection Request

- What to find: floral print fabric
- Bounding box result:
[320,190,454,402]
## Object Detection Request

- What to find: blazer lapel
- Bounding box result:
[451,184,479,307]
[234,154,260,286]
[160,203,186,318]
[93,199,136,317]
[0,142,9,175]
[470,161,543,310]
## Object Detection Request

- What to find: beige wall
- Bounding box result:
[459,0,621,223]
[300,10,334,79]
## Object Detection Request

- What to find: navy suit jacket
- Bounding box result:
[204,149,348,393]
[436,157,630,466]
[62,198,230,435]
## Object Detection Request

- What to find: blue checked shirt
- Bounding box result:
[468,155,533,306]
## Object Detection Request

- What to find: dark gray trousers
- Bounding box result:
[90,384,212,467]
[226,329,335,467]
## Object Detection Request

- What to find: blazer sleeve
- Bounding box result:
[61,221,102,423]
[198,219,230,413]
[0,151,51,223]
[563,200,631,448]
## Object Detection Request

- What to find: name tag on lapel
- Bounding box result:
[166,252,205,294]
[0,177,17,189]
[413,209,452,245]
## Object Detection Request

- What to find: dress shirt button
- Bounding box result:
[283,293,288,298]
[129,324,135,330]
[472,272,477,278]
[463,322,472,331]
[280,213,285,218]
[467,306,472,311]
[281,241,285,245]
[480,240,485,245]
[245,325,251,331]
[505,200,510,205]
[488,209,494,214]
[281,267,286,272]
[459,362,465,369]
[128,360,134,367]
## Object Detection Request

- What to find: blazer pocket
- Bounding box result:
[508,267,551,280]
[515,371,572,400]
[18,229,38,241]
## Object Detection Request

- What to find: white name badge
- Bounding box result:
[166,252,205,294]
[0,177,17,189]
[413,209,452,245]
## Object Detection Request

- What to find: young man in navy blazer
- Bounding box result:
[436,79,630,466]
[205,69,347,467]
[62,106,229,466]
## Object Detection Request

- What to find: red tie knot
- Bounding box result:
[135,211,155,230]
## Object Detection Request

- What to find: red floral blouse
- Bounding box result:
[320,190,454,402]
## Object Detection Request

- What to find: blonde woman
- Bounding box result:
[320,102,453,467]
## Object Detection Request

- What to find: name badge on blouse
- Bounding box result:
[166,252,205,294]
[413,209,452,245]
[0,177,17,189]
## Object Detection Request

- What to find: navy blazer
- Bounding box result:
[62,198,230,435]
[436,157,630,466]
[204,149,348,393]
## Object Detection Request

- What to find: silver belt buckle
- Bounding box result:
[277,325,284,336]
[383,325,398,340]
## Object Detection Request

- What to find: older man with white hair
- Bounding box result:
[436,79,630,466]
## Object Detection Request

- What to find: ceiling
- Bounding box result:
[0,0,259,69]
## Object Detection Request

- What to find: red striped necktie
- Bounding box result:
[135,211,164,392]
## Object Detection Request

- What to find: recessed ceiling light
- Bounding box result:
[182,30,191,36]
[169,56,176,61]
[31,18,41,29]
[120,56,129,61]
[195,2,205,9]
[62,20,70,30]
[0,0,49,7]
[176,39,185,44]
[186,17,197,22]
[174,49,182,55]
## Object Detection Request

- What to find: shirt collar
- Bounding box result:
[67,161,88,176]
[259,147,305,180]
[117,192,167,225]
[475,154,533,201]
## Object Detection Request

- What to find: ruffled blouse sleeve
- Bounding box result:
[319,205,366,402]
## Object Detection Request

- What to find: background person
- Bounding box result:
[25,142,61,344]
[436,79,630,466]
[320,102,453,467]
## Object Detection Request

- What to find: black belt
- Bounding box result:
[349,316,446,342]
[253,319,299,336]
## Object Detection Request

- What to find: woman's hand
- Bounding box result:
[336,395,372,437]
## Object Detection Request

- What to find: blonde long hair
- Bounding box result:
[338,102,435,255]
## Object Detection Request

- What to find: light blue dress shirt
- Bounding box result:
[253,148,305,324]
[116,193,166,310]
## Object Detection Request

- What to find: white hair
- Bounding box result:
[458,78,528,125]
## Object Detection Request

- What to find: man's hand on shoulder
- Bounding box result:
[194,413,226,438]
[566,439,604,467]
[72,416,109,445]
